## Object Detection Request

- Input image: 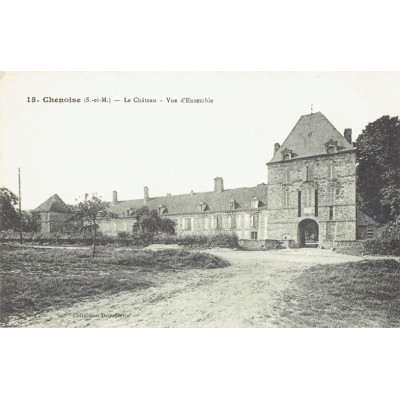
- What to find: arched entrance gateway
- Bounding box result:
[298,219,319,247]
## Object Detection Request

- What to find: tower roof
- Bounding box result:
[269,112,354,163]
[33,194,70,213]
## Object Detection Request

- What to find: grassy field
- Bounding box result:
[0,245,229,326]
[277,259,400,328]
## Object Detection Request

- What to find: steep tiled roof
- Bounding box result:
[269,112,354,163]
[33,194,70,213]
[108,185,268,216]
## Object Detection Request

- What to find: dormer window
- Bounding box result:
[228,199,237,210]
[251,197,260,209]
[198,202,207,212]
[324,139,338,154]
[281,148,293,161]
[158,205,167,215]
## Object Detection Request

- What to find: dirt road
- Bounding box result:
[10,248,364,328]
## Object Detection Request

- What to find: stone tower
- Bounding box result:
[266,112,356,246]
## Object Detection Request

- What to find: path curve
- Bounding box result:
[9,248,365,328]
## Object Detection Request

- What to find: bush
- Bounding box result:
[364,240,400,256]
[152,233,239,249]
[374,217,400,240]
[117,231,130,239]
[0,231,239,249]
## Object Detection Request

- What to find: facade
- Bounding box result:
[34,111,377,246]
[266,112,357,246]
[31,194,71,234]
[98,178,269,240]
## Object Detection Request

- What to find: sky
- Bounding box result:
[1,71,399,210]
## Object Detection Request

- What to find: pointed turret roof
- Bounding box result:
[269,112,354,163]
[33,194,70,213]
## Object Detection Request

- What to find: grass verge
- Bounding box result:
[276,259,400,327]
[0,245,229,326]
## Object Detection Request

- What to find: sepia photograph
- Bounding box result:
[1,71,399,329]
[1,2,400,398]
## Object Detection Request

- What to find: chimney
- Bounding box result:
[274,143,281,155]
[144,186,149,203]
[191,190,194,196]
[214,177,224,193]
[112,190,118,206]
[167,193,171,196]
[344,129,352,144]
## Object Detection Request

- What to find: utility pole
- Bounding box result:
[18,168,22,244]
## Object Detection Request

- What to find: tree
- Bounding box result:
[356,115,400,224]
[20,211,40,232]
[74,194,109,258]
[0,187,19,231]
[132,206,176,236]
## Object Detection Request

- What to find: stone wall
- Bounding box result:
[323,239,366,254]
[98,217,135,237]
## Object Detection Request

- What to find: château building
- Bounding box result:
[34,111,377,246]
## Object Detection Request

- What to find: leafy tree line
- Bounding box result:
[131,206,175,236]
[0,187,38,232]
[356,115,400,224]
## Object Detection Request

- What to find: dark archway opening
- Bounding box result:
[298,219,319,247]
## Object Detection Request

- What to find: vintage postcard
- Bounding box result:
[0,71,399,328]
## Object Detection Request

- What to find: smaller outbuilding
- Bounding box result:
[31,194,71,233]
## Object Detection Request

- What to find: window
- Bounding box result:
[282,187,289,208]
[324,140,338,154]
[214,216,222,230]
[304,188,314,208]
[229,215,236,229]
[329,206,334,221]
[184,218,192,230]
[327,185,335,205]
[228,200,237,210]
[158,205,167,215]
[298,191,302,217]
[328,163,336,179]
[327,145,336,154]
[304,166,313,181]
[198,202,207,212]
[366,226,375,239]
[251,232,258,240]
[251,214,259,228]
[282,149,292,161]
[315,189,318,217]
[282,169,290,184]
[251,198,260,209]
